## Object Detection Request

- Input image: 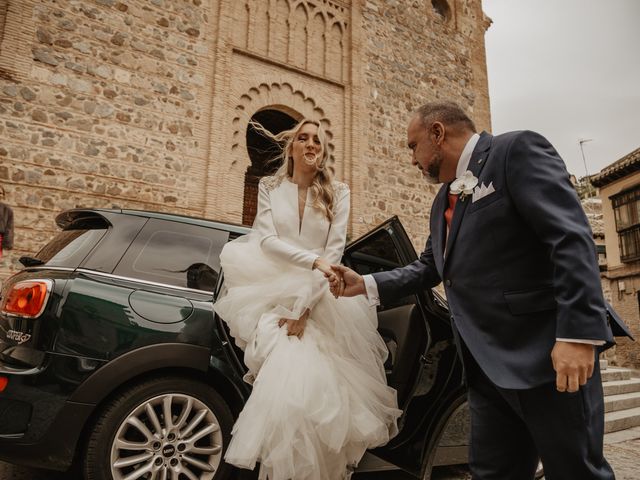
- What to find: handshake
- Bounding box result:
[312,257,366,299]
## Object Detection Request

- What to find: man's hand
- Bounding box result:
[278,309,309,339]
[551,341,595,393]
[327,265,366,298]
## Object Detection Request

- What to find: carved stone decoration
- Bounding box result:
[231,0,348,83]
[326,21,343,82]
[308,12,326,76]
[230,81,332,172]
[232,0,250,49]
[290,3,308,69]
[271,0,290,62]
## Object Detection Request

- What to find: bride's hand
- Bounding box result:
[329,265,346,297]
[278,309,309,339]
[313,257,334,275]
[314,257,343,297]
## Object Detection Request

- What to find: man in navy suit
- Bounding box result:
[333,102,617,479]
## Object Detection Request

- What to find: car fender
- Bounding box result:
[69,343,211,404]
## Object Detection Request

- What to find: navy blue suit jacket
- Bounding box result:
[373,131,614,389]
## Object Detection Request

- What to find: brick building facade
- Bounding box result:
[592,148,640,369]
[0,0,491,278]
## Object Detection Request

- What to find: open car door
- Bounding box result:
[344,216,466,478]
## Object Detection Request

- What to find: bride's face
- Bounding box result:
[290,123,323,174]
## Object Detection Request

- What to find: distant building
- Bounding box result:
[592,147,640,368]
[581,197,607,271]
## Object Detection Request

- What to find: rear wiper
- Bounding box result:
[19,256,45,267]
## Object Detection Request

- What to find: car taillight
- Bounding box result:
[0,377,7,392]
[1,280,52,318]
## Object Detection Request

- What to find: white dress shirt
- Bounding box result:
[362,134,604,346]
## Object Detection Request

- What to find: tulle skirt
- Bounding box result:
[213,235,401,480]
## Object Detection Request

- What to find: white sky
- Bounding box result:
[482,0,640,178]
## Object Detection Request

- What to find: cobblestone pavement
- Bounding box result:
[1,429,638,480]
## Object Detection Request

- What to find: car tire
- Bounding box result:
[84,375,234,480]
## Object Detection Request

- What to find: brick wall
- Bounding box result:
[606,274,640,368]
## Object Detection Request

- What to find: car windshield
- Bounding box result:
[35,223,107,269]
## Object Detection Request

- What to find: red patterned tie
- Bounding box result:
[444,193,458,229]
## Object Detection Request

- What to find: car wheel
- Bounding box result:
[84,375,234,480]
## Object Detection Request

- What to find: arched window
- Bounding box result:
[242,109,298,225]
[431,0,451,22]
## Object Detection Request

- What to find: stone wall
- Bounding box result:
[0,0,491,279]
[0,0,214,275]
[356,0,491,244]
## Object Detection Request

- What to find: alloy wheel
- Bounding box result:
[110,393,223,480]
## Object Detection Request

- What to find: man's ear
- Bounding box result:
[431,121,445,145]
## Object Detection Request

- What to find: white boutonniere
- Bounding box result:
[449,170,479,201]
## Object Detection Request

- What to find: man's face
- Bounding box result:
[407,115,443,184]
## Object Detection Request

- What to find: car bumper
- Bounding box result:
[0,400,94,470]
[0,354,101,470]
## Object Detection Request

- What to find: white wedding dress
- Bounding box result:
[213,175,401,480]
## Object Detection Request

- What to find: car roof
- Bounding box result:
[56,208,251,236]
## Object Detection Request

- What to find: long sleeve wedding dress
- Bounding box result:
[213,175,400,480]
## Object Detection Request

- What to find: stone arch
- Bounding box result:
[229,0,349,84]
[242,109,299,225]
[308,12,326,76]
[289,2,308,69]
[231,82,330,167]
[431,0,452,22]
[272,0,291,62]
[326,21,344,81]
[232,0,250,49]
[230,82,334,224]
[250,0,270,55]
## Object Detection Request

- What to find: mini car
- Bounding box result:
[0,207,542,479]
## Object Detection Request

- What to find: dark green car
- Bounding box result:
[0,208,469,480]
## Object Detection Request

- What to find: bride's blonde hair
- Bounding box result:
[250,118,336,222]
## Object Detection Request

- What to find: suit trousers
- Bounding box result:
[464,346,615,480]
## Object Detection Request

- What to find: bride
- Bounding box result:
[213,118,401,480]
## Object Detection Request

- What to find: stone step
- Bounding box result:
[605,391,640,413]
[603,378,640,396]
[601,368,632,383]
[603,425,640,444]
[604,406,640,434]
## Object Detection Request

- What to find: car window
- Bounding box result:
[344,229,402,275]
[113,219,229,291]
[343,228,419,310]
[36,224,107,268]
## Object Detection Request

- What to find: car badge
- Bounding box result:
[6,330,31,344]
